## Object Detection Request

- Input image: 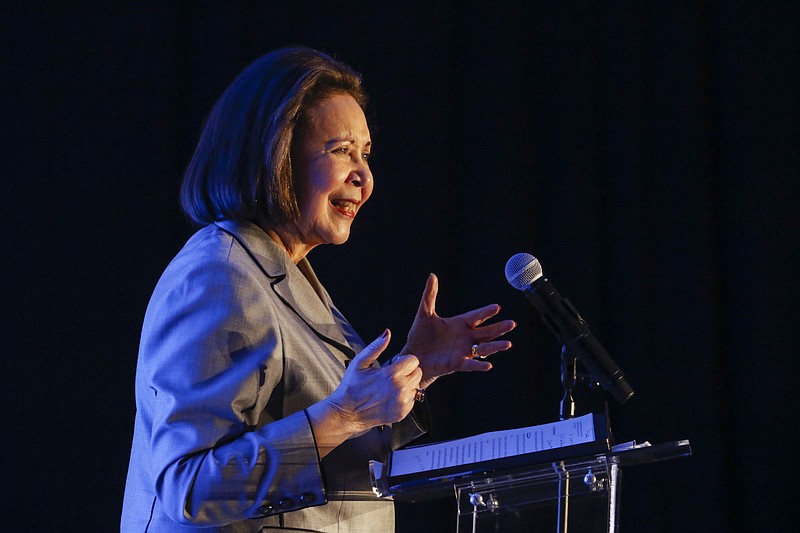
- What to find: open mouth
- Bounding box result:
[330,199,358,217]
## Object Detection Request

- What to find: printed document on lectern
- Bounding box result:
[392,413,601,477]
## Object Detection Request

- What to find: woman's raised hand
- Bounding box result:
[402,274,516,389]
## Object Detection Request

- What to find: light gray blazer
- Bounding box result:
[121,221,425,532]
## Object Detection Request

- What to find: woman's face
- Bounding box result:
[289,92,373,251]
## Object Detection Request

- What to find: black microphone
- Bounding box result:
[505,253,634,404]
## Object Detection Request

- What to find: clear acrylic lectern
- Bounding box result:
[373,438,691,532]
[454,440,691,532]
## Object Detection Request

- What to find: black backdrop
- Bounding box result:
[3,2,798,531]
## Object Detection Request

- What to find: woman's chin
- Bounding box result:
[318,229,351,246]
[330,233,351,245]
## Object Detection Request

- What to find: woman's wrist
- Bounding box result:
[305,399,362,458]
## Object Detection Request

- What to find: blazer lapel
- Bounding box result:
[215,221,357,359]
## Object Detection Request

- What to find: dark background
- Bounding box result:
[3,2,798,531]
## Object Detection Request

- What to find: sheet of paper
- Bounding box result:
[390,413,597,477]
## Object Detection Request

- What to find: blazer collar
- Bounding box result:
[214,220,358,359]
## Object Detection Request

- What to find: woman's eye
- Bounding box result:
[332,147,348,155]
[362,152,371,162]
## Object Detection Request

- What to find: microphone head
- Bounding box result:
[505,253,544,290]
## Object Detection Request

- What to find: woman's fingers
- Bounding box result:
[460,358,494,372]
[461,304,502,328]
[336,344,423,427]
[350,329,391,370]
[392,354,421,376]
[416,273,438,317]
[470,339,513,359]
[472,319,517,342]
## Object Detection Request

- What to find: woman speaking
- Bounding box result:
[121,47,515,532]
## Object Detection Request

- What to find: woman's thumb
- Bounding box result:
[351,329,391,370]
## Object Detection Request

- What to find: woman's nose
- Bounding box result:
[348,162,373,188]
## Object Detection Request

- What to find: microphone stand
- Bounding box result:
[556,347,609,533]
[560,346,578,421]
[556,346,576,533]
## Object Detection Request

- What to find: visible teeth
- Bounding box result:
[332,200,356,211]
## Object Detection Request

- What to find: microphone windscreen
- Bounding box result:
[505,253,543,290]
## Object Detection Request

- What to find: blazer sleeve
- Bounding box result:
[138,249,326,526]
[392,403,430,450]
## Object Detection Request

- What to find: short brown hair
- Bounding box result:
[180,47,366,226]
